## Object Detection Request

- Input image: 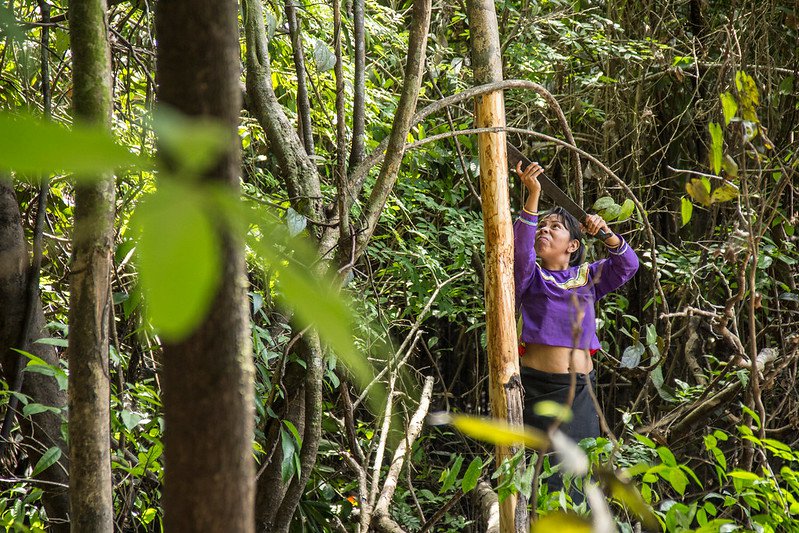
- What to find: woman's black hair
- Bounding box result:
[541,206,585,266]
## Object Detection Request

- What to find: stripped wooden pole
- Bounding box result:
[466,0,528,530]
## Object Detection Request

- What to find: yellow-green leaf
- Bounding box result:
[721,154,738,177]
[708,122,723,175]
[686,179,711,207]
[719,92,737,125]
[530,512,591,533]
[681,197,693,227]
[32,446,62,477]
[617,198,635,221]
[448,414,549,449]
[534,400,573,422]
[711,183,739,204]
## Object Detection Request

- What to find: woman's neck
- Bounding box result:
[540,256,571,271]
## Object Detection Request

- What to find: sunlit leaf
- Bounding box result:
[621,342,645,368]
[434,413,549,449]
[721,154,738,177]
[0,113,140,176]
[708,122,723,175]
[134,181,221,341]
[719,92,737,125]
[313,39,336,72]
[680,197,693,227]
[440,455,463,493]
[596,466,659,530]
[530,512,591,533]
[686,179,711,207]
[711,183,738,203]
[534,400,573,422]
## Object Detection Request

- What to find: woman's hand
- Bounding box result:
[582,214,621,247]
[515,161,543,197]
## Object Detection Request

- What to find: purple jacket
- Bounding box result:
[514,211,639,350]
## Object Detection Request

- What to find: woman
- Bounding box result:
[513,160,639,499]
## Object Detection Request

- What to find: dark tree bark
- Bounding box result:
[67,0,115,530]
[0,180,70,531]
[285,0,314,156]
[347,0,366,170]
[155,1,255,531]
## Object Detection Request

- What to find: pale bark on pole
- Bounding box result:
[67,0,115,530]
[465,0,528,530]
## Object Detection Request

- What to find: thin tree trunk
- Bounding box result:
[155,0,255,531]
[285,0,314,156]
[0,180,70,531]
[67,0,115,530]
[348,0,366,169]
[465,0,527,530]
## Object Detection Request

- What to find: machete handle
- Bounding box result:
[593,227,611,241]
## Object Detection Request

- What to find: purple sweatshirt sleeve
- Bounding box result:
[513,211,538,309]
[591,236,639,300]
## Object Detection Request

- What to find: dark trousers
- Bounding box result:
[521,366,600,503]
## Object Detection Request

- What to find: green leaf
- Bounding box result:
[283,420,303,448]
[592,196,616,211]
[657,446,677,467]
[22,403,60,417]
[633,433,656,449]
[728,471,760,481]
[721,154,738,177]
[720,92,738,125]
[133,181,221,341]
[33,337,68,348]
[617,198,635,221]
[31,447,62,477]
[13,348,68,390]
[280,427,297,483]
[0,113,140,176]
[621,342,645,368]
[313,39,336,72]
[708,122,723,175]
[461,457,483,493]
[668,467,689,495]
[121,410,143,431]
[440,455,463,494]
[680,197,693,227]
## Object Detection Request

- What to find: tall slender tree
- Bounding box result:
[67,0,115,530]
[466,0,527,530]
[155,1,255,531]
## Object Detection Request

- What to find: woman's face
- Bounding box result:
[535,214,579,259]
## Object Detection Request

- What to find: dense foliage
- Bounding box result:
[0,0,797,531]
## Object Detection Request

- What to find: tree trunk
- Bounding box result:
[67,0,115,530]
[0,180,70,531]
[155,1,255,531]
[465,0,527,530]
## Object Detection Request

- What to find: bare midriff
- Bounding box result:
[520,343,594,374]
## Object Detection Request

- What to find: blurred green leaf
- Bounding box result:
[711,183,738,203]
[0,113,140,175]
[445,413,549,449]
[530,512,591,532]
[153,106,229,175]
[133,181,221,341]
[617,198,635,221]
[534,400,573,422]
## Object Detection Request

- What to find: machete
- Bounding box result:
[506,142,610,241]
